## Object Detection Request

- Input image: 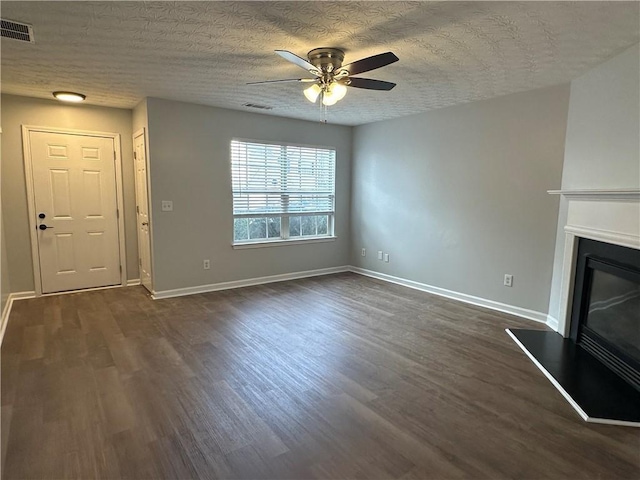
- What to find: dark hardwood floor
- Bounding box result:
[2,273,639,479]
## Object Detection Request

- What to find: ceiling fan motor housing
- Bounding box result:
[307,48,345,73]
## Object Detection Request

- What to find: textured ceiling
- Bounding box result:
[1,1,639,126]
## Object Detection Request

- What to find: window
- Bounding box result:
[231,139,336,245]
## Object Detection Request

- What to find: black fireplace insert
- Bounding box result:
[570,237,640,392]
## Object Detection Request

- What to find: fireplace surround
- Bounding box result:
[552,189,640,336]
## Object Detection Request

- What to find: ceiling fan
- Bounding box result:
[248,48,399,106]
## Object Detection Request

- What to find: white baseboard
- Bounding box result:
[546,315,559,331]
[0,291,36,346]
[126,279,141,287]
[152,265,555,329]
[6,291,36,301]
[348,266,552,327]
[1,268,556,341]
[152,266,350,300]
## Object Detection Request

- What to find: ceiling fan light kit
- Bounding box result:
[321,82,347,106]
[304,83,322,103]
[249,47,398,108]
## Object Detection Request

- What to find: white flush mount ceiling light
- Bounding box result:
[249,47,398,108]
[53,91,86,102]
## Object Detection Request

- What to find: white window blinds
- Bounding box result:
[231,140,336,217]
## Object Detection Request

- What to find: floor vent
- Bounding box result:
[1,19,35,43]
[243,103,273,110]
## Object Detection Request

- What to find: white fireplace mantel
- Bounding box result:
[548,188,640,199]
[548,188,640,336]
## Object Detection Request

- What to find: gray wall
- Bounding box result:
[351,85,571,314]
[547,43,640,321]
[145,98,352,292]
[561,43,640,191]
[1,216,9,315]
[1,129,10,313]
[0,94,138,292]
[133,99,148,134]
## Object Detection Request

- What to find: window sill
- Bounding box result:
[233,236,337,250]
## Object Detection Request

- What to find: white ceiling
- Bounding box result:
[1,1,639,126]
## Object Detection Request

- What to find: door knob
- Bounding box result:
[38,213,46,219]
[141,222,149,226]
[38,224,53,230]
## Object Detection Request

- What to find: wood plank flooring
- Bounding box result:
[2,273,639,479]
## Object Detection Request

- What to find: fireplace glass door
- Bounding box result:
[582,263,640,367]
[570,238,640,392]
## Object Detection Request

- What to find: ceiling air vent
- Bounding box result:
[243,103,273,110]
[1,19,35,43]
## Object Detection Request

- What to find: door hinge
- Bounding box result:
[139,258,142,267]
[119,265,122,273]
[133,151,137,160]
[136,205,139,214]
[113,150,116,161]
[116,209,120,219]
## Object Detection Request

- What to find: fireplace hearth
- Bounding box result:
[506,327,640,426]
[508,188,640,426]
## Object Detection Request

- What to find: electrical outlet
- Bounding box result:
[384,253,390,263]
[504,274,513,287]
[377,251,383,261]
[203,259,210,270]
[361,248,366,257]
[161,200,173,212]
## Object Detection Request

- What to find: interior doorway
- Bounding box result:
[133,128,153,292]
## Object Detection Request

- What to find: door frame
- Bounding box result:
[21,125,128,296]
[133,127,155,292]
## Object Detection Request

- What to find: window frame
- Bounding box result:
[230,138,337,247]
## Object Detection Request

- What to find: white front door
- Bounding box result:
[29,131,122,294]
[133,130,153,292]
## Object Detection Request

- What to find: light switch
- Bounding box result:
[161,200,173,212]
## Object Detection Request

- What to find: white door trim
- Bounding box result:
[21,125,128,296]
[133,127,155,291]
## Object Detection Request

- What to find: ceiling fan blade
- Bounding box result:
[247,78,317,85]
[347,77,396,91]
[340,52,399,76]
[275,50,320,74]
